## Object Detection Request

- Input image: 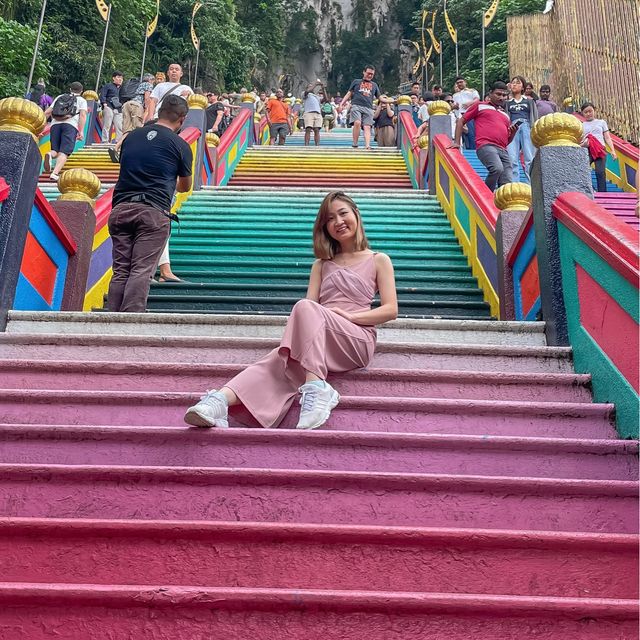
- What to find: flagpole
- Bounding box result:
[140,23,149,80]
[439,49,443,86]
[26,0,47,96]
[95,3,112,93]
[193,41,201,88]
[481,21,486,98]
[455,42,459,76]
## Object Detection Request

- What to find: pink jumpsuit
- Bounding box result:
[226,254,379,428]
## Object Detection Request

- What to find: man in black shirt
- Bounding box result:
[206,91,226,135]
[338,64,380,150]
[107,95,193,312]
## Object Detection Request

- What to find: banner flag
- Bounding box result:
[146,0,160,38]
[411,41,422,76]
[427,10,441,54]
[444,1,457,44]
[191,2,202,50]
[420,10,430,61]
[483,0,500,28]
[95,0,109,21]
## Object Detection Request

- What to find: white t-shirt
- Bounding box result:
[582,118,609,146]
[151,82,193,116]
[453,88,480,113]
[50,94,88,130]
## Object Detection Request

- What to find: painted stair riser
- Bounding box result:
[0,364,592,403]
[171,227,458,239]
[0,466,636,532]
[0,522,636,597]
[2,427,635,479]
[228,178,413,186]
[0,591,636,640]
[0,340,574,374]
[0,392,614,439]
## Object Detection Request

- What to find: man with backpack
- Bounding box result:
[42,81,88,182]
[109,73,155,163]
[99,71,124,143]
[146,63,193,121]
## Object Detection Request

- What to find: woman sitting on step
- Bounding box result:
[184,191,398,430]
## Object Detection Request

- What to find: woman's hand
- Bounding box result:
[328,307,354,322]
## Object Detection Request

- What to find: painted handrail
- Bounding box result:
[256,115,270,146]
[398,111,424,189]
[14,188,78,311]
[171,126,202,212]
[432,133,500,316]
[211,108,253,185]
[552,191,639,437]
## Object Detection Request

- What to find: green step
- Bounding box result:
[149,282,485,302]
[172,227,458,240]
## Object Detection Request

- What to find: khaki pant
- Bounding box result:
[102,105,123,142]
[376,125,396,147]
[107,202,170,312]
[122,101,144,134]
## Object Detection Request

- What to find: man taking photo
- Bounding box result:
[107,95,193,312]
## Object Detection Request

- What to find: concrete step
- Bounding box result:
[0,389,615,437]
[1,518,636,597]
[1,464,636,532]
[0,360,590,403]
[0,583,635,640]
[0,334,572,375]
[2,425,635,479]
[5,312,548,345]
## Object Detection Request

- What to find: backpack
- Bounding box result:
[119,78,141,105]
[52,94,77,119]
[321,102,333,115]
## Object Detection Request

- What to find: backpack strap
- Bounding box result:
[158,83,181,107]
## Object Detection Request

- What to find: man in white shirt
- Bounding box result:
[453,76,480,149]
[146,63,193,121]
[43,81,88,181]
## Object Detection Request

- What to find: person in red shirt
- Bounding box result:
[266,89,293,146]
[450,81,520,191]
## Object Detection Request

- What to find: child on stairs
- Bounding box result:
[184,191,398,431]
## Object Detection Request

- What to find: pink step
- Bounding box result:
[0,584,636,639]
[0,333,575,373]
[0,519,636,598]
[1,464,636,532]
[1,426,636,480]
[0,359,593,403]
[0,390,616,438]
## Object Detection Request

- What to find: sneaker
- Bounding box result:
[108,147,120,164]
[43,152,52,173]
[184,390,229,428]
[296,381,340,430]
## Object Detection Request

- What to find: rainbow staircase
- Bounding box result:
[39,143,120,186]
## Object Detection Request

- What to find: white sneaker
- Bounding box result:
[184,390,229,428]
[296,381,340,430]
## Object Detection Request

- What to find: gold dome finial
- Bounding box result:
[0,97,46,141]
[396,95,411,106]
[206,131,220,147]
[57,168,101,206]
[417,134,429,149]
[241,93,256,103]
[187,93,209,109]
[494,183,532,211]
[82,90,99,102]
[531,113,582,148]
[428,100,451,116]
[562,96,573,107]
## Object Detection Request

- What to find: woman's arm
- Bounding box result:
[603,130,617,160]
[331,253,398,326]
[305,259,323,302]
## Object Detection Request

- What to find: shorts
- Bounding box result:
[303,112,322,129]
[323,114,335,128]
[122,101,144,134]
[270,122,288,139]
[50,122,77,155]
[349,105,374,127]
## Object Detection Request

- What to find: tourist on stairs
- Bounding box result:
[107,95,193,312]
[185,191,398,431]
[506,76,539,183]
[303,80,326,146]
[43,82,88,182]
[580,102,617,193]
[450,81,518,192]
[536,84,558,117]
[266,89,292,146]
[373,95,396,147]
[338,64,381,150]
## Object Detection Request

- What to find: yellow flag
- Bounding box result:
[95,0,109,21]
[444,4,457,44]
[483,0,500,28]
[427,10,441,55]
[421,10,430,62]
[191,2,202,50]
[146,0,159,38]
[411,41,422,76]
